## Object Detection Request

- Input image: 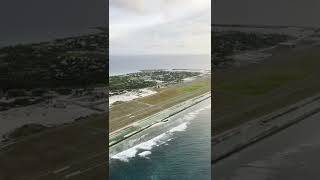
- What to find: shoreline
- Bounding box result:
[109,68,210,77]
[0,87,107,143]
[109,92,211,157]
[0,111,104,149]
[212,93,320,163]
[110,98,211,161]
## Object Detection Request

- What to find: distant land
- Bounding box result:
[212,23,318,29]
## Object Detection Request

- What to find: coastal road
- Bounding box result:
[213,111,320,180]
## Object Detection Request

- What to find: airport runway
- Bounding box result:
[0,114,108,180]
[213,111,320,180]
[32,151,107,180]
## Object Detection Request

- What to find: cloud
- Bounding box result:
[110,0,147,13]
[110,0,209,14]
[110,0,211,55]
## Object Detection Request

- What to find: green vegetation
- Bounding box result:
[110,77,211,132]
[109,76,156,91]
[4,124,49,140]
[109,70,201,92]
[178,82,209,93]
[218,74,302,96]
[0,29,107,91]
[212,31,290,67]
[0,113,108,179]
[213,46,320,134]
[217,55,318,96]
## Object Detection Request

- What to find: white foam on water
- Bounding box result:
[111,102,211,162]
[169,122,188,133]
[136,133,168,150]
[111,148,139,162]
[138,151,152,158]
[111,133,169,162]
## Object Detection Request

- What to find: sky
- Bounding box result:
[213,0,320,27]
[0,0,107,46]
[2,0,319,48]
[109,0,211,55]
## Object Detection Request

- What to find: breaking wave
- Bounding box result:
[111,103,211,162]
[169,122,188,133]
[138,151,152,158]
[111,133,169,162]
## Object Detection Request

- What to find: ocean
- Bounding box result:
[109,98,211,180]
[109,55,211,76]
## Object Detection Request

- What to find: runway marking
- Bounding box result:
[65,170,81,179]
[53,166,70,174]
[136,100,153,107]
[30,151,107,180]
[63,162,106,179]
[81,162,106,174]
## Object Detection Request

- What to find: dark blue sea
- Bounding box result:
[109,55,211,75]
[109,99,211,180]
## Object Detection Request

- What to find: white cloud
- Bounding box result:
[110,0,211,55]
